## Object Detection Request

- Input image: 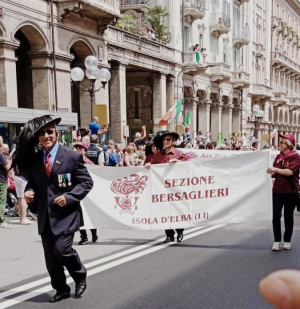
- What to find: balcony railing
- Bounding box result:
[273,92,288,102]
[251,84,273,98]
[120,0,149,5]
[233,29,250,47]
[272,52,300,74]
[209,12,230,35]
[184,0,206,20]
[207,63,231,81]
[107,26,174,61]
[255,43,265,57]
[231,71,250,89]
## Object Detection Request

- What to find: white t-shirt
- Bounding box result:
[241,135,247,147]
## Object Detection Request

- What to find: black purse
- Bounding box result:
[287,176,300,212]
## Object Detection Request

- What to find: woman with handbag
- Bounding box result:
[267,133,300,251]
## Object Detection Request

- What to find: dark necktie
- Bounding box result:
[45,152,52,177]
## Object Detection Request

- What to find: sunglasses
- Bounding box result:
[38,129,55,136]
[163,138,172,142]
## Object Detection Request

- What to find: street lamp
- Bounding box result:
[70,55,111,122]
[247,103,264,139]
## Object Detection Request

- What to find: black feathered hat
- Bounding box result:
[30,115,61,134]
[153,130,179,150]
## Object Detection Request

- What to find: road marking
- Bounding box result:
[0,225,225,309]
[0,226,204,301]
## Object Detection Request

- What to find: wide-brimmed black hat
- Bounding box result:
[30,115,61,134]
[153,130,179,150]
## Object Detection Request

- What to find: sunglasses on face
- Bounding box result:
[163,138,172,142]
[38,129,55,136]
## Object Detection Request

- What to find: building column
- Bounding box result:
[232,105,241,134]
[218,102,223,143]
[166,75,175,131]
[55,55,73,113]
[222,103,234,141]
[0,39,19,107]
[211,102,222,142]
[153,73,167,134]
[30,52,53,110]
[110,63,127,143]
[184,98,197,137]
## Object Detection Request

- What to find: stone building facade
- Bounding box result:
[1,0,300,147]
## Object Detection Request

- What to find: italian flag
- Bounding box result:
[271,127,277,139]
[158,100,183,127]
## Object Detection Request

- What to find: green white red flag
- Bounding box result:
[271,127,277,139]
[158,100,183,127]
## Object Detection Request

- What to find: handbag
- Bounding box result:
[287,176,300,212]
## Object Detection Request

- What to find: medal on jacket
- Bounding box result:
[67,173,72,186]
[62,174,67,187]
[58,174,63,187]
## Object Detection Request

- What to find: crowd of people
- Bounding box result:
[1,114,300,306]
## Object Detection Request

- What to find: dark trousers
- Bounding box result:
[79,229,97,239]
[165,229,184,238]
[41,218,86,293]
[273,192,296,242]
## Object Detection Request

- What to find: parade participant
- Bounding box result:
[89,116,101,135]
[144,141,157,164]
[145,131,188,243]
[124,145,137,166]
[73,142,98,246]
[266,133,300,251]
[23,115,93,302]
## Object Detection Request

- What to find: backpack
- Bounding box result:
[108,153,118,166]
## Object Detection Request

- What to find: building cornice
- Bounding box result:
[286,0,300,15]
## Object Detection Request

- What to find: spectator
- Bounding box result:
[201,48,206,65]
[0,135,3,150]
[197,131,208,145]
[106,145,119,167]
[124,145,137,166]
[241,133,247,149]
[1,144,9,158]
[115,143,124,167]
[89,116,101,135]
[183,126,190,140]
[194,136,202,149]
[0,147,10,228]
[82,135,90,147]
[193,44,201,64]
[206,143,214,150]
[134,126,146,147]
[74,142,94,165]
[86,135,102,165]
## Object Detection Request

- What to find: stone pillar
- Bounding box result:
[110,63,127,143]
[211,102,222,142]
[232,105,241,134]
[153,73,167,134]
[184,98,197,137]
[198,101,207,135]
[0,39,19,107]
[55,55,73,113]
[222,104,233,141]
[30,52,53,110]
[166,76,175,131]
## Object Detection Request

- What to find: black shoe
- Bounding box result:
[49,292,70,303]
[163,237,175,243]
[92,234,98,243]
[177,232,183,243]
[75,278,87,297]
[79,238,88,245]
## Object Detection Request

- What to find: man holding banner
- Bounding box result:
[145,131,188,243]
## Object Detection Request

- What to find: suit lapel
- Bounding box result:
[51,145,64,177]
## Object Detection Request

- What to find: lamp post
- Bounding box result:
[70,55,111,123]
[247,103,264,140]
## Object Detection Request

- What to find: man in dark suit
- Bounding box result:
[24,115,93,303]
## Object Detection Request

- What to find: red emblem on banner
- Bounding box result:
[110,174,148,214]
[184,152,198,160]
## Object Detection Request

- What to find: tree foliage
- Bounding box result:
[145,5,171,44]
[116,14,139,34]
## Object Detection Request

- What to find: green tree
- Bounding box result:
[116,14,139,34]
[146,5,171,44]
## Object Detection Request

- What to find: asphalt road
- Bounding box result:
[2,217,300,309]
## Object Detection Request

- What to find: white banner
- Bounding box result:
[82,151,272,230]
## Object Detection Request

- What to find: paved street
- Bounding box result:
[1,215,300,309]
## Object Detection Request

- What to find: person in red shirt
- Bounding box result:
[267,133,300,251]
[145,131,188,243]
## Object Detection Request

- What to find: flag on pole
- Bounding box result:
[185,111,191,125]
[271,127,277,139]
[158,100,183,127]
